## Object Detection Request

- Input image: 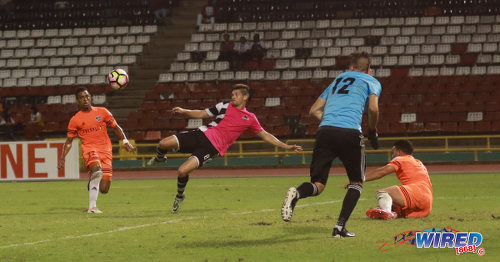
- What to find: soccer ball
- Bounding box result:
[108,68,129,90]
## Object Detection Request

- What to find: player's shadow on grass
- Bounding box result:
[183,235,315,248]
[281,225,332,234]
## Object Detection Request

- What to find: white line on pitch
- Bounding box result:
[0,199,366,249]
[231,199,367,215]
[0,217,193,249]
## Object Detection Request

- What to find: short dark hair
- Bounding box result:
[393,140,414,155]
[232,84,253,103]
[75,87,89,97]
[350,51,371,73]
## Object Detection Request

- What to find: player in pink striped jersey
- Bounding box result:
[148,84,303,213]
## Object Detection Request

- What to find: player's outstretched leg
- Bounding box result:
[281,182,321,222]
[332,183,362,238]
[148,136,179,166]
[88,170,103,214]
[147,145,168,166]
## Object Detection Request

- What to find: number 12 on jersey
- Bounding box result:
[332,77,355,95]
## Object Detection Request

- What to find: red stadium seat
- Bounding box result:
[153,118,170,129]
[474,121,491,133]
[144,131,162,141]
[136,118,154,131]
[484,111,500,121]
[259,59,275,70]
[388,123,407,135]
[457,121,475,133]
[424,122,441,132]
[491,121,500,132]
[408,122,425,133]
[130,131,145,142]
[441,122,458,132]
[161,130,176,138]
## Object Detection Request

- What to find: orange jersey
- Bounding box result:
[388,155,433,218]
[67,107,117,154]
[387,155,432,189]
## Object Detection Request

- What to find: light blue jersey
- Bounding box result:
[319,71,382,132]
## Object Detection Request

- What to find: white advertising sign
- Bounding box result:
[0,140,79,181]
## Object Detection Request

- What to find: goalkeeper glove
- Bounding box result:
[367,129,379,150]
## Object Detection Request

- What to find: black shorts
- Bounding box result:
[310,126,366,185]
[174,129,219,167]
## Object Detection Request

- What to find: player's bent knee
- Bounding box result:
[159,136,179,150]
[314,182,326,194]
[177,168,190,177]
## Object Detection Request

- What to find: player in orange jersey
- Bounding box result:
[363,140,433,219]
[57,87,134,213]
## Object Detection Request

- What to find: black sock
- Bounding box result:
[336,184,362,228]
[176,176,189,198]
[296,182,318,199]
[155,145,169,159]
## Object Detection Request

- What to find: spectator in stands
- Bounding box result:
[150,0,170,24]
[196,0,215,29]
[234,36,251,69]
[24,105,44,140]
[0,109,16,141]
[218,33,236,68]
[250,33,266,61]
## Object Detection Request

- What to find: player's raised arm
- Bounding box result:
[256,130,303,152]
[57,137,74,169]
[111,124,134,152]
[172,107,210,118]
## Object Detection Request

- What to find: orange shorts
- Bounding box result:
[83,150,113,181]
[395,183,432,218]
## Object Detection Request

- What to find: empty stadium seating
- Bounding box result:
[2,1,500,140]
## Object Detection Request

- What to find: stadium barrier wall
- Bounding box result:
[0,140,79,181]
[109,135,500,169]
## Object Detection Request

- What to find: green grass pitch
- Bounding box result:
[0,173,498,262]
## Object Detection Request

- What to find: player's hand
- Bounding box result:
[123,141,135,152]
[344,182,350,189]
[172,107,186,115]
[286,144,303,152]
[367,129,379,150]
[57,158,65,169]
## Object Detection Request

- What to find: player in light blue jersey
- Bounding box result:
[281,52,381,238]
[318,70,382,132]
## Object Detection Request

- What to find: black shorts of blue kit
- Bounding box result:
[309,126,366,185]
[174,129,219,167]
